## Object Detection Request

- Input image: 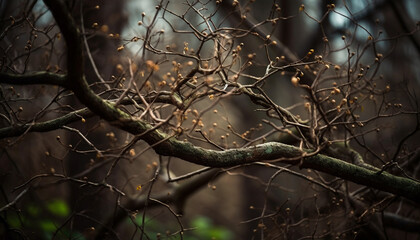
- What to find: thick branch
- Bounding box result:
[150,140,420,202]
[42,0,146,127]
[0,72,68,88]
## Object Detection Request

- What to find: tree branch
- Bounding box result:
[41,0,420,203]
[0,108,91,138]
[0,72,68,88]
[383,212,420,232]
[95,169,221,239]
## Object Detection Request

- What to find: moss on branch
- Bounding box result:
[151,139,420,202]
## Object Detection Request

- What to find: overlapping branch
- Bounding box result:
[28,0,420,203]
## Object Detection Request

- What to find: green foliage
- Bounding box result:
[2,199,85,240]
[26,203,40,217]
[134,215,233,240]
[46,199,70,217]
[187,217,233,240]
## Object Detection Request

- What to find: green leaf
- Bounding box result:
[191,216,212,229]
[208,227,233,240]
[6,215,22,228]
[46,199,70,217]
[39,220,56,232]
[190,217,233,240]
[27,204,40,216]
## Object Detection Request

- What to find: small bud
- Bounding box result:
[100,25,109,33]
[299,4,305,11]
[291,76,300,86]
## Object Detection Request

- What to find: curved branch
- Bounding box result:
[42,0,144,126]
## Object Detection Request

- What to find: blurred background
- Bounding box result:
[1,0,420,239]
